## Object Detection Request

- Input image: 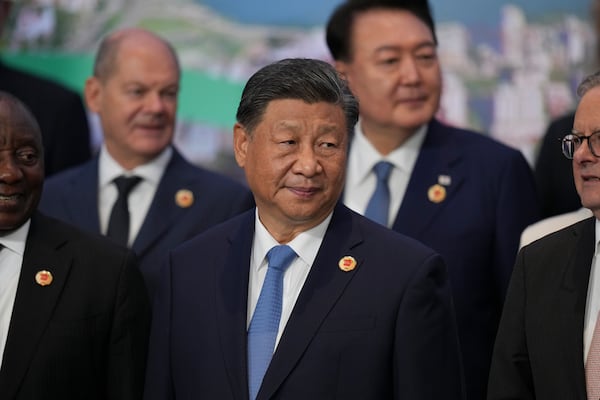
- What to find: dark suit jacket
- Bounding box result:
[38,148,255,298]
[382,118,539,400]
[144,203,465,400]
[488,217,595,399]
[0,60,91,176]
[0,212,150,399]
[534,112,581,218]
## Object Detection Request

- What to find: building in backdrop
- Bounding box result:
[1,0,594,176]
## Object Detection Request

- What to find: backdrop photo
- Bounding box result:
[1,0,594,178]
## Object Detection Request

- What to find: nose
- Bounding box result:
[0,155,24,183]
[292,145,323,177]
[145,92,167,113]
[398,56,421,85]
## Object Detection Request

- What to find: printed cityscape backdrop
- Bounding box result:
[0,0,594,177]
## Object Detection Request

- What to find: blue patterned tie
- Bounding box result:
[247,245,297,400]
[364,161,393,226]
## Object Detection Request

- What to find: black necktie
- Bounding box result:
[106,175,142,246]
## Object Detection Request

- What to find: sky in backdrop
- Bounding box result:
[197,0,589,27]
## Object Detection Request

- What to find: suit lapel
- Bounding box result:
[216,211,255,400]
[393,119,465,237]
[0,214,73,397]
[558,217,595,396]
[62,158,101,233]
[132,151,189,257]
[259,204,363,399]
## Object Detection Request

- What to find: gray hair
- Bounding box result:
[577,70,600,98]
[236,58,359,136]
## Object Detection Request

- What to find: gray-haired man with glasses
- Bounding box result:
[489,69,600,399]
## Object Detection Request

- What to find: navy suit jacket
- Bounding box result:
[488,217,594,399]
[38,148,255,297]
[379,118,540,400]
[145,203,465,400]
[0,213,150,399]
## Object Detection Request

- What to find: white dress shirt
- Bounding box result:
[98,145,172,246]
[584,219,600,361]
[0,220,30,367]
[247,209,331,348]
[344,121,427,227]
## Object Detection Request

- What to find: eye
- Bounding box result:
[378,57,399,66]
[126,87,145,97]
[162,89,178,100]
[16,149,39,165]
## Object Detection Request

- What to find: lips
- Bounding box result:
[0,193,23,208]
[581,174,600,182]
[288,186,320,198]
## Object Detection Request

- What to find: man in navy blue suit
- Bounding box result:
[326,1,539,399]
[38,28,254,298]
[144,58,464,399]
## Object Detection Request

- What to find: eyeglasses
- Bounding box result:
[561,132,600,159]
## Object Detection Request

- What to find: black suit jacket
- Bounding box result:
[488,217,595,399]
[0,61,91,176]
[0,213,151,399]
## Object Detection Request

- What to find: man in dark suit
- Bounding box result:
[38,28,254,298]
[488,71,600,399]
[0,0,91,176]
[144,58,464,400]
[325,1,539,399]
[0,91,150,399]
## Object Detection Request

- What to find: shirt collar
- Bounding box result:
[99,145,173,188]
[0,219,31,257]
[252,209,333,271]
[350,121,427,185]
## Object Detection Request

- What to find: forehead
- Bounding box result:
[0,102,40,145]
[351,8,434,50]
[262,98,345,120]
[110,36,179,82]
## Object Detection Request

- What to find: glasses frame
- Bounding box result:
[561,132,600,159]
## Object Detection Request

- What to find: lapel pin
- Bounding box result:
[175,189,194,208]
[428,184,446,204]
[35,270,53,286]
[338,256,357,272]
[438,174,451,186]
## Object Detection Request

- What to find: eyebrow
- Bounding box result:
[374,41,436,54]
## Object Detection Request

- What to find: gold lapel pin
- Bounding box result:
[428,184,446,204]
[338,256,357,272]
[35,270,53,286]
[175,189,194,208]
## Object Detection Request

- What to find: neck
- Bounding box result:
[360,119,421,156]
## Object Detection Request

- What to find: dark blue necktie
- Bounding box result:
[364,161,393,226]
[106,175,141,246]
[247,245,297,400]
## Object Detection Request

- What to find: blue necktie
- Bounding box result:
[364,161,393,226]
[247,245,297,400]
